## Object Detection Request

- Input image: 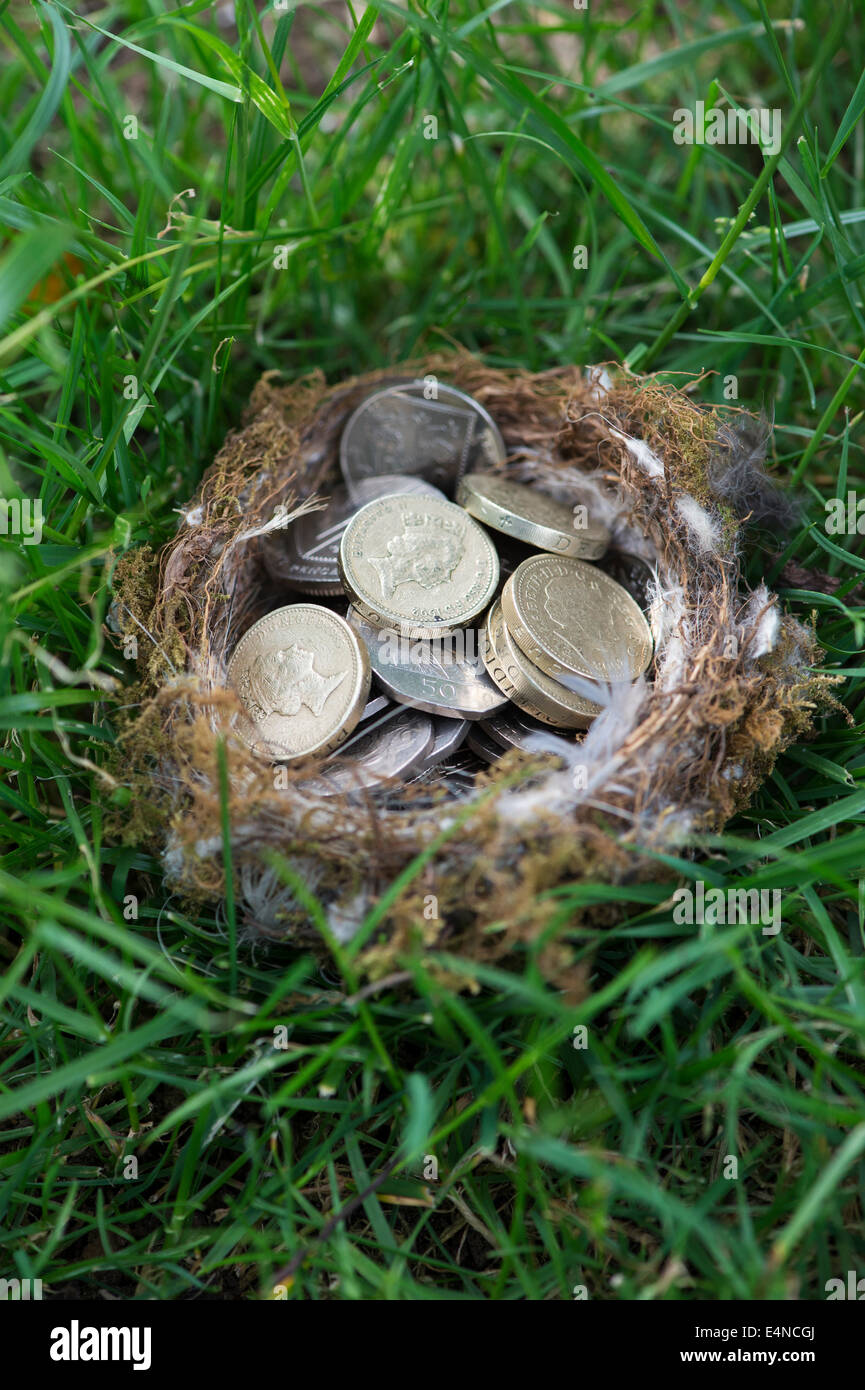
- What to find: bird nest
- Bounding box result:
[110,354,833,989]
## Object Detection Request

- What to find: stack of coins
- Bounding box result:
[227,378,654,790]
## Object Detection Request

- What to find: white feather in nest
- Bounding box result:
[675,494,724,556]
[554,396,666,485]
[236,859,371,946]
[585,365,615,403]
[607,424,665,480]
[236,858,327,936]
[236,863,293,934]
[495,668,650,828]
[162,832,186,884]
[648,578,688,690]
[231,495,326,548]
[739,582,780,661]
[328,890,372,944]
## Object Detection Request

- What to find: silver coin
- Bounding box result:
[260,499,348,595]
[313,707,434,795]
[358,692,392,723]
[433,754,480,793]
[346,606,509,720]
[481,708,574,761]
[261,476,446,595]
[419,716,470,771]
[466,725,507,764]
[402,747,478,795]
[340,381,506,496]
[352,474,447,507]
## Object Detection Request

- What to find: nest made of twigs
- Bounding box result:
[110,354,835,989]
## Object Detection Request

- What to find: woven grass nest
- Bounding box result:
[112,353,834,990]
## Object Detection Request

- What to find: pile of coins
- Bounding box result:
[227,379,654,792]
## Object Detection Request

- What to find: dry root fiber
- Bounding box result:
[110,355,835,984]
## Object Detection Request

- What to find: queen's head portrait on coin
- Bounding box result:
[227,604,371,761]
[501,553,653,684]
[338,493,499,638]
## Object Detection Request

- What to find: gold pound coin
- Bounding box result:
[457,472,609,560]
[500,553,653,685]
[481,600,601,729]
[338,492,499,639]
[227,604,371,761]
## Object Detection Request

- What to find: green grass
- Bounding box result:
[1,0,864,1300]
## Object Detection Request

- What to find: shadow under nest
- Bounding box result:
[110,353,835,990]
